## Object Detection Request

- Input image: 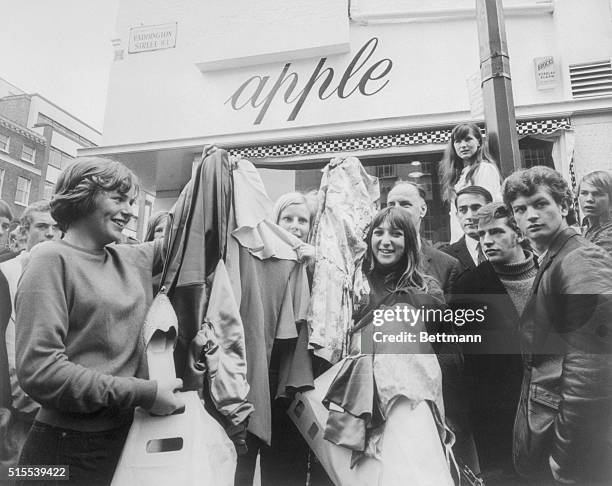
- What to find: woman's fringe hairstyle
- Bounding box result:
[439,123,498,204]
[50,157,139,232]
[364,206,429,294]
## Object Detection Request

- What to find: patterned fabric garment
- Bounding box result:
[308,156,379,364]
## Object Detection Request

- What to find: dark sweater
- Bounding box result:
[15,240,162,431]
[491,251,537,316]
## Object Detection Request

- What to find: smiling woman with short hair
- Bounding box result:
[15,157,184,486]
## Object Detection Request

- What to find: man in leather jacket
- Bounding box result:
[504,166,612,484]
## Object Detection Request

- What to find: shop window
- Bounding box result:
[367,155,447,244]
[21,144,36,164]
[519,137,554,169]
[376,164,396,179]
[15,176,31,206]
[0,133,9,153]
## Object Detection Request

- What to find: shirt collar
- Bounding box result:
[536,249,548,266]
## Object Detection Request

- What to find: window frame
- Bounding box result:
[0,133,9,153]
[43,182,55,201]
[376,164,397,179]
[48,148,74,170]
[21,143,36,164]
[14,176,31,206]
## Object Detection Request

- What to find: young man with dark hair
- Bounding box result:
[443,185,493,273]
[451,202,536,482]
[503,166,612,484]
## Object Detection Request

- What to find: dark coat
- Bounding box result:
[421,240,462,296]
[583,218,612,256]
[442,236,476,275]
[514,228,612,482]
[450,262,525,471]
[0,270,11,409]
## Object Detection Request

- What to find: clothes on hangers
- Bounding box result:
[308,156,379,364]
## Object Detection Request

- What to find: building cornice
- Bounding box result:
[350,1,555,25]
[0,115,47,146]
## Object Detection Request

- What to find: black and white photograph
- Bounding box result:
[0,1,611,485]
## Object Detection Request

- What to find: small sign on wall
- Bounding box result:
[129,23,177,54]
[534,56,557,90]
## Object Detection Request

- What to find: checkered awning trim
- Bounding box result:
[228,118,571,159]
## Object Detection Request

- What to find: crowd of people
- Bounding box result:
[0,125,611,486]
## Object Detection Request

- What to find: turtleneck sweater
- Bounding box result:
[491,251,537,316]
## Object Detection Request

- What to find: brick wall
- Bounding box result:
[0,126,45,217]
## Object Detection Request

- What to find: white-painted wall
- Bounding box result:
[103,0,612,147]
[51,131,82,157]
[99,0,612,202]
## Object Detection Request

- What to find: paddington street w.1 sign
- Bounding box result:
[129,23,177,54]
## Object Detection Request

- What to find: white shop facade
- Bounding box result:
[82,0,612,242]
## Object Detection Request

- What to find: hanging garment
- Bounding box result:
[166,152,313,444]
[228,158,314,444]
[163,150,252,428]
[308,156,379,364]
[187,260,252,425]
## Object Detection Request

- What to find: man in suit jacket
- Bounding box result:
[504,166,612,484]
[450,202,536,480]
[442,186,493,273]
[387,181,461,295]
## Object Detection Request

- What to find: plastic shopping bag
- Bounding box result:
[111,391,236,486]
[290,358,454,486]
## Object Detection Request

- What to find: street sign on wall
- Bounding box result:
[129,23,177,54]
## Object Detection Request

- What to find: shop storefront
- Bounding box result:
[81,0,612,242]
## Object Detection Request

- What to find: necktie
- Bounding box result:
[476,242,486,264]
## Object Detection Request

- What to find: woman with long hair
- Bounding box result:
[354,206,476,473]
[15,157,184,485]
[439,123,502,243]
[363,206,441,304]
